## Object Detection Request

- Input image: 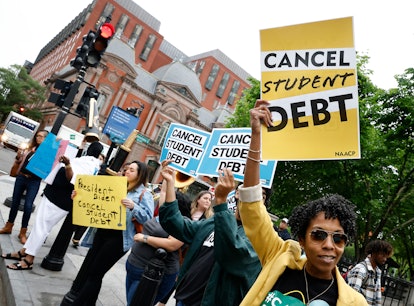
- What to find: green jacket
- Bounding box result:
[160,200,261,306]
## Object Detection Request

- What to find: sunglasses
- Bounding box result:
[309,229,348,247]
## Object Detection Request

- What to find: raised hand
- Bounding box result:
[214,168,235,205]
[249,99,273,133]
[160,160,175,183]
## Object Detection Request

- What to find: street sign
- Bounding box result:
[136,134,150,144]
[102,106,139,144]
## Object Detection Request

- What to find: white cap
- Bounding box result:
[282,218,289,224]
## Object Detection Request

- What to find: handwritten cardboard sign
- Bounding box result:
[73,175,128,230]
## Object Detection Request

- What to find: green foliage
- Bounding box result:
[0,65,45,122]
[225,77,260,128]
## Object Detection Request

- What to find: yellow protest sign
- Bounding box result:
[73,175,128,230]
[260,17,360,160]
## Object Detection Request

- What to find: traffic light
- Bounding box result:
[86,23,115,68]
[70,31,97,70]
[48,79,73,107]
[17,105,25,114]
[75,87,100,118]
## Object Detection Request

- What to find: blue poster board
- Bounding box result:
[159,123,210,177]
[102,106,140,144]
[196,128,277,188]
[26,133,60,179]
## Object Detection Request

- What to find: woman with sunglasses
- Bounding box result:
[237,100,367,306]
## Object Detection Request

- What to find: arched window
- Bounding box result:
[155,122,170,146]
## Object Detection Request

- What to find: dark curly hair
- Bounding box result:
[288,194,357,241]
[365,240,393,256]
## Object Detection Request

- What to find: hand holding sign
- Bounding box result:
[160,160,176,184]
[214,168,235,206]
[73,175,127,230]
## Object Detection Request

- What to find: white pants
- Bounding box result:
[24,195,69,257]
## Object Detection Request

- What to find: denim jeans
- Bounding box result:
[9,174,41,228]
[125,260,178,305]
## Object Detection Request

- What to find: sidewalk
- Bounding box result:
[0,174,166,306]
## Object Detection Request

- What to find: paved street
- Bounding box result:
[0,144,16,175]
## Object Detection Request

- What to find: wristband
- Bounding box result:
[143,235,148,244]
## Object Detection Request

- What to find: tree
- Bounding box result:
[225,77,260,128]
[0,64,45,121]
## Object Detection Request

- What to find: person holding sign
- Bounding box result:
[125,180,192,305]
[2,141,103,271]
[159,160,261,306]
[64,160,154,305]
[237,100,367,306]
[0,130,49,244]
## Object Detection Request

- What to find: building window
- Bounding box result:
[128,24,143,48]
[96,93,106,112]
[147,160,160,183]
[115,14,129,38]
[139,34,157,61]
[216,72,229,98]
[196,60,205,77]
[155,122,170,146]
[226,80,240,105]
[96,4,114,30]
[205,64,219,90]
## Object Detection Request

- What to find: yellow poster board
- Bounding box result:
[73,175,128,230]
[260,17,360,160]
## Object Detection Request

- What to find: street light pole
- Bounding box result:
[41,67,87,271]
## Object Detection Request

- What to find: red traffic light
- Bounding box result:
[18,106,25,113]
[85,23,114,67]
[100,23,115,39]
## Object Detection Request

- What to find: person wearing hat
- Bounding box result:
[277,218,291,241]
[2,142,103,270]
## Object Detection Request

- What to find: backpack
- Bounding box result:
[348,260,369,288]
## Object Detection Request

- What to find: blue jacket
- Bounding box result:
[123,185,154,252]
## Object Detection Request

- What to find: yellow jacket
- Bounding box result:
[238,184,368,306]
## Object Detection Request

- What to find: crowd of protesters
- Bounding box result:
[0,101,397,306]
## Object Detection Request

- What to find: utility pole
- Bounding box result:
[41,19,115,272]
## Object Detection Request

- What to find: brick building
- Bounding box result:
[28,0,252,184]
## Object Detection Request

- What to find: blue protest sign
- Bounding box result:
[160,123,210,177]
[102,106,140,144]
[196,128,277,188]
[26,133,60,179]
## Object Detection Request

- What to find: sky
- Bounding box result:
[1,0,413,90]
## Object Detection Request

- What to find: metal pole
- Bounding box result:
[42,67,87,271]
[130,248,167,306]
